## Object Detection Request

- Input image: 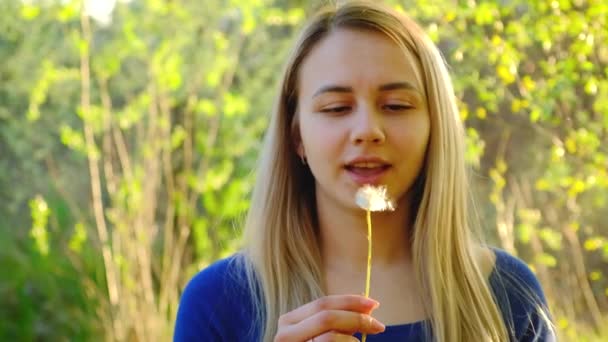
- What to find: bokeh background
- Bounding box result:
[0,0,606,340]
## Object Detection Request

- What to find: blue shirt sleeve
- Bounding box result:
[490,248,555,341]
[173,255,259,342]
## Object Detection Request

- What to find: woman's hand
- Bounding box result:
[274,294,385,342]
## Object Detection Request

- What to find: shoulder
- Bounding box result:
[475,246,545,300]
[174,254,259,342]
[181,254,248,299]
[486,247,555,341]
[489,248,545,300]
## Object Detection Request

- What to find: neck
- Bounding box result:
[317,192,413,275]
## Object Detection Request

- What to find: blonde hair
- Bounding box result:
[239,1,544,341]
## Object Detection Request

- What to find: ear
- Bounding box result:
[293,129,304,158]
[296,143,305,159]
[291,112,305,158]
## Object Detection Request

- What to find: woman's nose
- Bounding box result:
[350,106,386,145]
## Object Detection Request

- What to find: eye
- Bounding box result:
[383,103,414,112]
[320,106,351,114]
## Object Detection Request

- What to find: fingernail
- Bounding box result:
[363,299,380,310]
[371,318,385,332]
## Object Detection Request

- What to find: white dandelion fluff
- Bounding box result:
[355,184,395,212]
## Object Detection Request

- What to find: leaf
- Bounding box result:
[68,223,87,254]
[60,125,86,155]
[171,125,187,150]
[589,271,602,281]
[219,180,248,217]
[474,3,497,26]
[517,223,533,244]
[21,4,40,20]
[497,64,516,84]
[196,99,217,117]
[464,128,485,168]
[203,159,234,191]
[536,253,557,268]
[223,92,249,118]
[193,217,212,258]
[29,195,50,256]
[57,2,78,22]
[529,108,542,122]
[584,237,605,251]
[539,228,562,250]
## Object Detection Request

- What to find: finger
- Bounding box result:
[278,295,379,326]
[281,310,385,342]
[314,331,360,342]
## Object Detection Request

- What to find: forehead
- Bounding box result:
[298,28,424,97]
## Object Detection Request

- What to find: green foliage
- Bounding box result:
[0,196,103,341]
[29,195,51,256]
[420,0,608,335]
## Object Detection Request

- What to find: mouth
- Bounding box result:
[344,160,392,184]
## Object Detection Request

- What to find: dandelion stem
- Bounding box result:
[362,209,372,342]
[364,209,372,297]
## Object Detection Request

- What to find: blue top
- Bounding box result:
[174,248,553,341]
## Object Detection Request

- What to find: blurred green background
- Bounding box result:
[0,0,606,340]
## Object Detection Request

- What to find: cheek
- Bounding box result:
[300,118,343,156]
[391,119,430,156]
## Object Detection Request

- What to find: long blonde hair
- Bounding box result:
[240,1,524,341]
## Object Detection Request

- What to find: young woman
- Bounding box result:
[174,1,554,341]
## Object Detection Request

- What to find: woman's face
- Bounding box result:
[295,28,430,212]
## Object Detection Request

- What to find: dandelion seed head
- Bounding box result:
[355,185,395,211]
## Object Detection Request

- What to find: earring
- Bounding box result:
[300,154,307,165]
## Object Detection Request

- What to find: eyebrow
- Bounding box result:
[312,81,420,98]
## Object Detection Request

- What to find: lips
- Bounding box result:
[344,157,391,185]
[345,165,391,175]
